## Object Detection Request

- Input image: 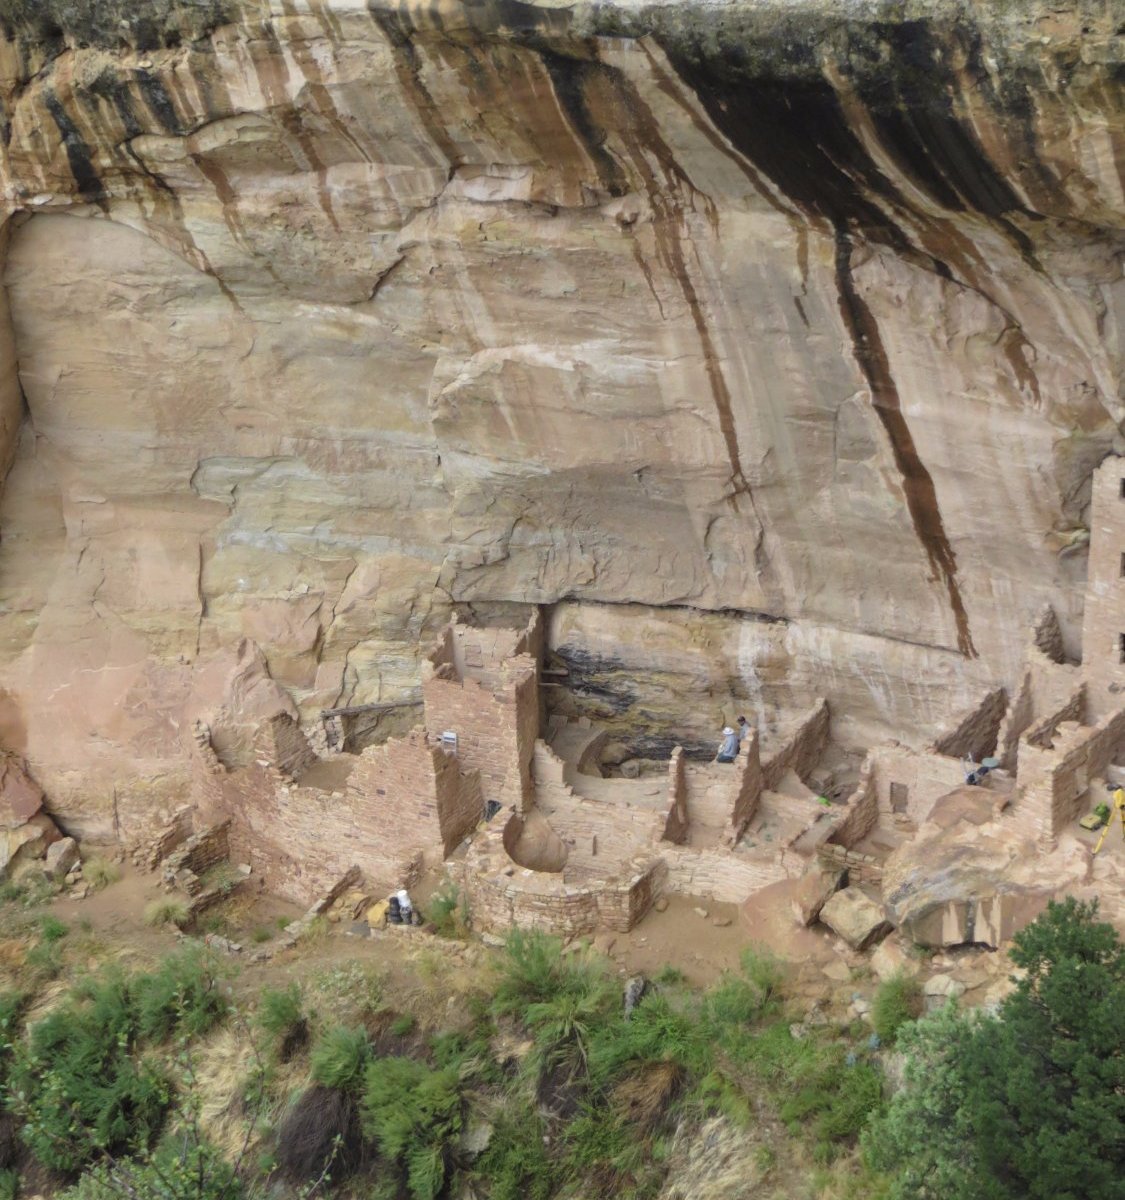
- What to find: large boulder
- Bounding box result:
[45,836,80,880]
[791,864,846,927]
[819,887,892,950]
[882,789,1084,949]
[0,753,46,827]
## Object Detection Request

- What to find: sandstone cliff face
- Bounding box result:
[0,0,1120,835]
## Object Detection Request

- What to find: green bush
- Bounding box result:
[24,937,64,981]
[866,897,1125,1199]
[492,930,610,1019]
[58,1138,243,1200]
[256,983,308,1062]
[473,1108,553,1200]
[132,947,228,1042]
[37,914,69,943]
[0,1168,15,1200]
[11,974,170,1170]
[310,1025,371,1091]
[871,973,923,1045]
[362,1056,463,1200]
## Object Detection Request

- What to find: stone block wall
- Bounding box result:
[761,700,829,791]
[1081,457,1125,720]
[460,848,665,938]
[930,688,1008,761]
[828,755,878,847]
[729,731,762,841]
[661,748,689,845]
[254,713,317,780]
[161,821,230,894]
[1024,687,1086,749]
[1033,604,1067,664]
[1019,704,1125,841]
[867,742,966,825]
[532,741,664,871]
[661,844,792,903]
[817,842,884,884]
[422,655,537,812]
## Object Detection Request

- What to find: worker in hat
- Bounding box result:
[716,725,740,764]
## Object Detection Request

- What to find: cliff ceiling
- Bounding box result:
[0,0,1120,833]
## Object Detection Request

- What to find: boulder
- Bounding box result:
[0,813,61,880]
[45,836,80,880]
[870,936,918,981]
[819,887,893,951]
[922,973,966,1011]
[791,864,846,926]
[0,754,45,827]
[882,789,1076,949]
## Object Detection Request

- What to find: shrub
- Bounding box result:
[310,1025,371,1091]
[492,930,611,1019]
[250,925,272,944]
[143,898,190,929]
[256,983,308,1062]
[428,881,468,939]
[132,948,228,1042]
[871,972,923,1045]
[867,897,1125,1200]
[390,1012,417,1038]
[362,1056,463,1200]
[24,937,64,981]
[37,914,68,943]
[83,857,121,890]
[655,965,686,986]
[0,1169,14,1200]
[58,1138,243,1200]
[473,1108,553,1200]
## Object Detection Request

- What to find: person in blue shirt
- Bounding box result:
[716,725,740,764]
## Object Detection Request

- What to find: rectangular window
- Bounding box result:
[1119,634,1125,664]
[1120,552,1125,578]
[1119,478,1125,499]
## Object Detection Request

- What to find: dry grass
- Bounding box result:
[143,897,190,929]
[83,856,122,890]
[610,1061,684,1133]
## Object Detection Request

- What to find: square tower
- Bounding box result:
[1081,456,1125,719]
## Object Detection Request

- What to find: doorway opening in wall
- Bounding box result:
[484,800,502,821]
[1119,634,1125,665]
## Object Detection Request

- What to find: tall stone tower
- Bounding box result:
[1081,456,1125,719]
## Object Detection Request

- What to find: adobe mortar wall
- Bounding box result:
[828,755,878,847]
[1081,458,1125,720]
[761,700,829,792]
[1019,705,1125,842]
[661,844,792,903]
[662,748,689,845]
[929,688,1007,761]
[867,742,966,825]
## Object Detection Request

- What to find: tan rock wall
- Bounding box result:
[0,2,1118,830]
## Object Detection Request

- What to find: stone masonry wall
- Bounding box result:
[729,730,763,841]
[661,844,793,903]
[867,742,967,825]
[817,842,884,885]
[197,730,480,904]
[532,741,663,871]
[422,655,538,811]
[461,853,665,938]
[1082,457,1125,721]
[828,755,878,847]
[661,748,689,845]
[761,700,830,792]
[929,688,1008,761]
[1019,705,1125,842]
[1025,688,1086,749]
[254,713,317,780]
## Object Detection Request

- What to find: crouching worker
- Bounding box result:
[716,725,740,764]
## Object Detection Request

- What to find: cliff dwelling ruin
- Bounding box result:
[0,0,1121,969]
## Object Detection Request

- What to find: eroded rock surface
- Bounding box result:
[0,1,1119,832]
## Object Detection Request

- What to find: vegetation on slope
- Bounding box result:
[0,883,1117,1200]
